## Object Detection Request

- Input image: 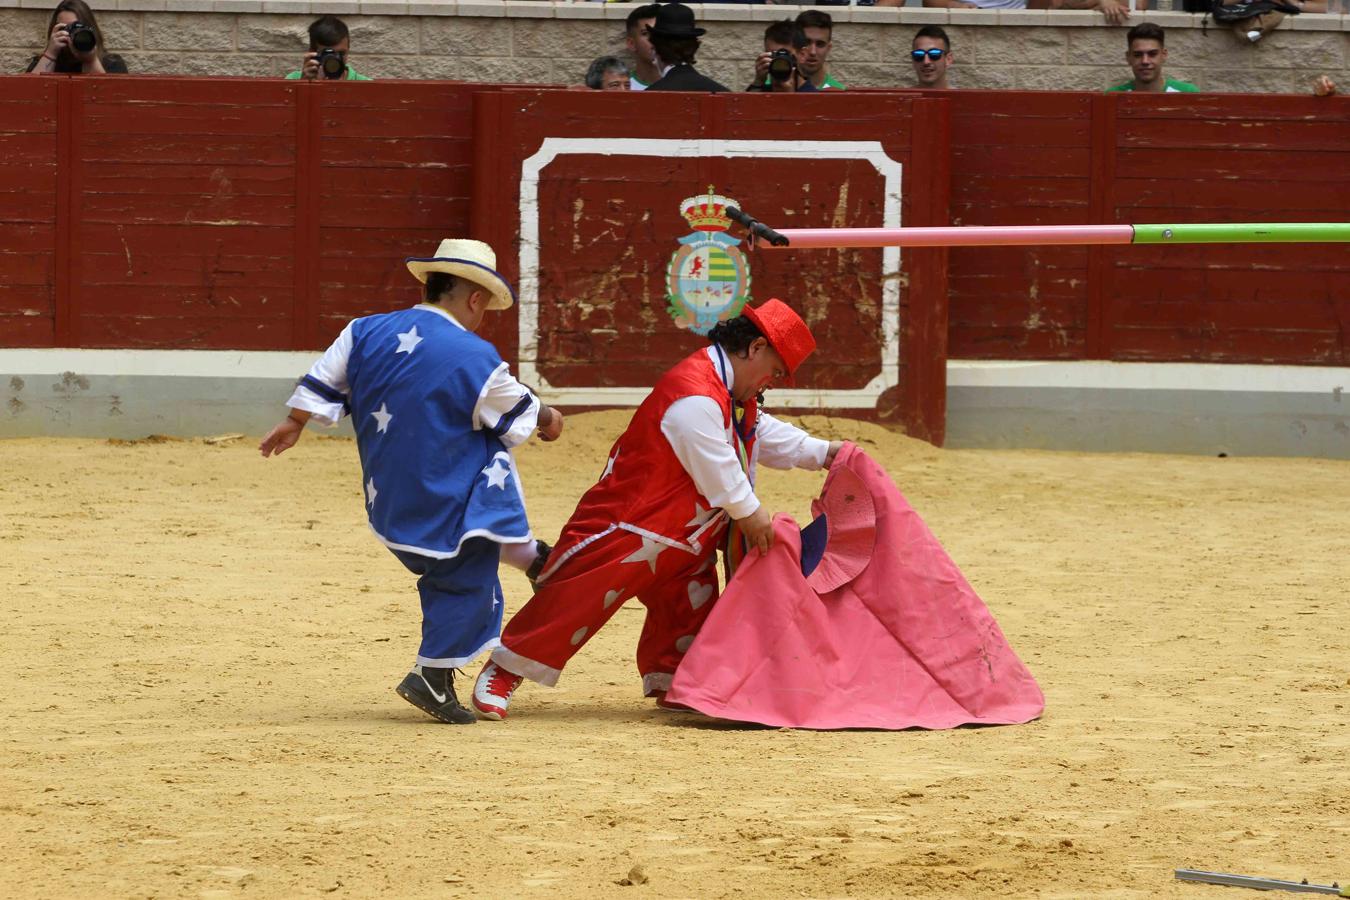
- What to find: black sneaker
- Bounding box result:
[395,665,476,725]
[525,539,553,590]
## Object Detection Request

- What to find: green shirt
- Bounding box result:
[1107,77,1198,93]
[760,71,846,91]
[285,65,372,81]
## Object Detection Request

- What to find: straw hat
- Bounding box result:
[742,298,816,385]
[405,239,515,311]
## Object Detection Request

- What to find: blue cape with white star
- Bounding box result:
[345,307,531,558]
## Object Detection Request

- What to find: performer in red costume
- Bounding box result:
[472,299,843,719]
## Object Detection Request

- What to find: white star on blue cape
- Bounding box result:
[395,326,423,355]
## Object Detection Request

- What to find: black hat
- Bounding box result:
[650,3,705,39]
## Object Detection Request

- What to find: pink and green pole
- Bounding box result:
[724,209,1350,249]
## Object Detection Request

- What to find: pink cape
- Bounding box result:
[665,443,1045,730]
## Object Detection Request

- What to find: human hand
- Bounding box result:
[1099,0,1131,24]
[1313,75,1337,97]
[301,52,320,81]
[259,417,305,457]
[754,51,772,83]
[825,440,844,467]
[736,506,774,556]
[45,22,71,58]
[538,406,564,442]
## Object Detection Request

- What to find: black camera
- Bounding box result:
[63,21,97,54]
[767,48,797,83]
[314,48,346,80]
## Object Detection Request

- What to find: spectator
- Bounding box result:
[24,1,127,75]
[794,10,845,90]
[910,26,953,90]
[585,56,631,91]
[1107,24,1197,93]
[286,15,372,82]
[747,20,816,93]
[645,4,730,94]
[625,4,661,91]
[914,0,1139,27]
[1313,75,1337,96]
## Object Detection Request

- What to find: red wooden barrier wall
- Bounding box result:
[470,88,950,442]
[2,78,1348,439]
[947,91,1350,364]
[0,77,475,350]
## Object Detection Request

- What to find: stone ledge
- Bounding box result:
[0,0,1343,31]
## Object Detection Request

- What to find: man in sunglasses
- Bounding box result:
[909,26,953,90]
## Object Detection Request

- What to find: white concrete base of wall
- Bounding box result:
[947,360,1350,458]
[3,350,1348,458]
[0,349,350,439]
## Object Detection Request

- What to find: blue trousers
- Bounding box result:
[391,538,504,668]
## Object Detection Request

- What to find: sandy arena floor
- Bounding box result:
[1,410,1346,899]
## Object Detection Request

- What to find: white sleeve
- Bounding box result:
[661,396,760,520]
[284,321,354,427]
[474,362,542,450]
[755,411,830,471]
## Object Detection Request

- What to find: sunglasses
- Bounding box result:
[910,48,947,61]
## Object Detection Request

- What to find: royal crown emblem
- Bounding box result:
[665,186,752,335]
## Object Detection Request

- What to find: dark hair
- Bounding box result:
[795,9,833,36]
[45,0,109,62]
[764,19,796,47]
[585,55,628,89]
[707,315,765,355]
[308,15,349,51]
[424,272,458,303]
[1126,23,1165,47]
[913,25,950,51]
[652,34,699,67]
[626,4,659,35]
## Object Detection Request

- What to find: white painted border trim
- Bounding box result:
[948,360,1350,394]
[0,348,319,378]
[6,350,1344,398]
[518,137,903,410]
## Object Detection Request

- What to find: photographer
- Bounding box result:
[286,15,372,82]
[747,20,816,94]
[24,1,127,75]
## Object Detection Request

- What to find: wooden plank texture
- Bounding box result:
[0,78,1345,379]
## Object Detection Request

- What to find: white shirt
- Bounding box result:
[660,346,829,520]
[287,304,542,449]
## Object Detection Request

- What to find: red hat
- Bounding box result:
[742,298,816,386]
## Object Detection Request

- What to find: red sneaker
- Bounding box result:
[473,661,523,720]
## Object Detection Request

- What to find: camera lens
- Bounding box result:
[768,50,795,82]
[68,22,96,54]
[317,50,345,79]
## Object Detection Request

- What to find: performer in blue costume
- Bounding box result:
[260,238,564,724]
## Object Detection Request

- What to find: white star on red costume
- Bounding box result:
[601,449,619,480]
[622,536,668,573]
[686,503,716,528]
[395,326,423,355]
